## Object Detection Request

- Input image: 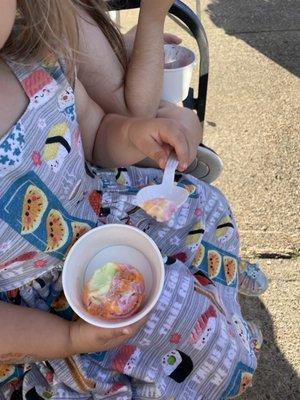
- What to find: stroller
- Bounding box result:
[108,0,223,183]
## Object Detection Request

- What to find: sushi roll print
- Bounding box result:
[162,350,193,383]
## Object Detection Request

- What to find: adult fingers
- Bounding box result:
[164,33,182,44]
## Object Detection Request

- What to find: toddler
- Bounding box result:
[0,1,264,399]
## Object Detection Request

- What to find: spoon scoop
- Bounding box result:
[136,153,189,222]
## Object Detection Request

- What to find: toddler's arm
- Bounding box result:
[76,79,190,170]
[0,301,71,363]
[0,301,144,364]
[77,0,174,117]
[135,101,203,169]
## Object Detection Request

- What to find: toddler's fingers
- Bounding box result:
[96,325,133,341]
[143,138,169,169]
[106,315,148,339]
[129,122,169,169]
[159,122,190,170]
[126,315,149,334]
[120,316,149,337]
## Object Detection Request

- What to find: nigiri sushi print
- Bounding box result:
[215,216,235,243]
[23,69,58,109]
[111,345,141,375]
[43,123,71,172]
[58,87,75,122]
[188,305,217,350]
[0,251,38,271]
[185,222,205,252]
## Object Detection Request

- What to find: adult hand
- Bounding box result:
[164,33,182,45]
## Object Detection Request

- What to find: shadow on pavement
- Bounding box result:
[240,295,300,399]
[206,0,300,77]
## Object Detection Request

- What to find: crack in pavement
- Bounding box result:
[255,251,298,260]
[241,248,300,260]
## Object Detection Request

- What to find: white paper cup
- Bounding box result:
[62,224,164,328]
[162,44,196,103]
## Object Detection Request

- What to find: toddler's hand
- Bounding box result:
[69,317,147,354]
[157,103,203,167]
[127,118,191,171]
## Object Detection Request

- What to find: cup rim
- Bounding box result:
[164,44,196,71]
[62,224,165,328]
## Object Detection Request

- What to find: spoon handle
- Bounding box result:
[161,153,179,192]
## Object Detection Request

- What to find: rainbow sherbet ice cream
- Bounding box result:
[82,262,145,320]
[141,198,177,222]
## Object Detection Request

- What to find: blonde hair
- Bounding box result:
[1,0,127,78]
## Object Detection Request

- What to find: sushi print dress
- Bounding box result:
[0,60,257,400]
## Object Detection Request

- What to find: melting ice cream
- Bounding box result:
[82,262,145,320]
[141,198,177,222]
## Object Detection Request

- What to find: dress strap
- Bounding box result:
[5,58,74,111]
[5,60,48,99]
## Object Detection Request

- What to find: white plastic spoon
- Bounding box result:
[136,153,189,222]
